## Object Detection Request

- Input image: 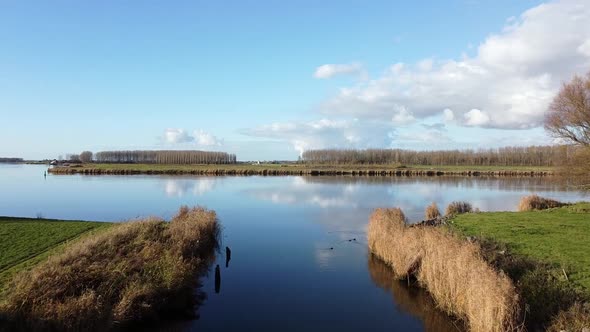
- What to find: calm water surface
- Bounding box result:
[1,164,588,331]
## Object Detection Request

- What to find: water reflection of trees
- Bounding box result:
[301,176,587,193]
[368,254,465,332]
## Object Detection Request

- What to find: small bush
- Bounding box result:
[518,195,566,211]
[425,202,441,220]
[445,201,473,216]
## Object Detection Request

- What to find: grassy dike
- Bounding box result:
[451,203,590,331]
[368,201,590,331]
[0,207,220,331]
[47,163,554,177]
[0,217,112,292]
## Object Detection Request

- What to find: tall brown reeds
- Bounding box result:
[445,201,473,216]
[547,302,590,332]
[368,254,464,332]
[0,206,219,331]
[425,202,441,220]
[368,208,519,332]
[518,194,567,211]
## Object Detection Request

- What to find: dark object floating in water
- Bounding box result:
[225,246,232,268]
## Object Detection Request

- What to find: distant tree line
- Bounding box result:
[301,146,577,166]
[94,150,237,164]
[0,157,24,163]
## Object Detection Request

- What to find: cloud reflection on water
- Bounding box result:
[162,178,217,197]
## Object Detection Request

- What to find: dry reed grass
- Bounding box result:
[425,202,441,220]
[547,302,590,332]
[517,194,566,211]
[445,201,473,216]
[368,208,519,332]
[0,206,219,331]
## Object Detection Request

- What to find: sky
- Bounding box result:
[1,0,589,161]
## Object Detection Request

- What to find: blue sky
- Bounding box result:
[1,0,589,160]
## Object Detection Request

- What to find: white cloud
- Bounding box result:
[443,108,455,122]
[391,106,415,125]
[163,128,193,144]
[162,129,222,146]
[464,109,491,126]
[319,0,590,129]
[193,130,222,146]
[242,119,394,156]
[314,63,366,79]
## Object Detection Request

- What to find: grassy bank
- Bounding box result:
[0,217,111,292]
[452,203,590,290]
[0,207,220,331]
[451,203,590,330]
[47,163,554,177]
[368,200,590,331]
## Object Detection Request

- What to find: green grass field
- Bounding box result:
[451,203,590,290]
[0,217,111,291]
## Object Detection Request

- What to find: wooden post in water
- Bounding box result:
[215,265,221,294]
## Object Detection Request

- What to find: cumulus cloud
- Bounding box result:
[391,106,415,125]
[162,129,222,146]
[443,108,455,122]
[319,0,590,129]
[193,130,222,146]
[314,63,366,79]
[241,119,394,156]
[464,109,491,126]
[163,128,193,144]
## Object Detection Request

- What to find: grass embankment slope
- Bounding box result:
[0,217,110,292]
[48,162,554,176]
[368,200,590,331]
[0,207,220,331]
[452,203,590,290]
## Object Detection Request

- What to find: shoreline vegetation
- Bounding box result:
[47,163,555,177]
[0,207,220,331]
[368,197,590,331]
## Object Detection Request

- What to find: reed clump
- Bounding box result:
[547,302,590,332]
[517,194,567,211]
[368,208,519,332]
[425,202,441,220]
[445,201,473,216]
[0,206,219,331]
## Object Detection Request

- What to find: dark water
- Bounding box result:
[1,164,588,331]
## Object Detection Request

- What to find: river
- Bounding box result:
[1,164,588,331]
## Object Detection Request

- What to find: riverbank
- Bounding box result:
[0,217,111,292]
[451,203,590,330]
[367,201,590,331]
[0,207,220,331]
[47,163,555,176]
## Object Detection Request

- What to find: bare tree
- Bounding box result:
[79,151,93,163]
[545,72,590,146]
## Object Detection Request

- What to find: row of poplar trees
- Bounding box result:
[94,150,237,164]
[301,145,576,166]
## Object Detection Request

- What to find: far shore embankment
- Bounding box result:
[47,163,555,177]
